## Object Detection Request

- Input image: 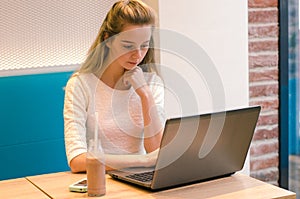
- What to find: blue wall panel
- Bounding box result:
[0,72,73,180]
[289,78,300,155]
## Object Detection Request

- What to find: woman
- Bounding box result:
[64,0,165,173]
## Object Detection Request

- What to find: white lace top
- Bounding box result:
[64,72,165,165]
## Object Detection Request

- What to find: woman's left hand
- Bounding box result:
[123,67,147,91]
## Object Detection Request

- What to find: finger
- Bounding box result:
[122,72,131,86]
[129,66,138,71]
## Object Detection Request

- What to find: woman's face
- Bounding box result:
[107,24,152,70]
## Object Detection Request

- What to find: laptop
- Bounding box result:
[108,106,261,190]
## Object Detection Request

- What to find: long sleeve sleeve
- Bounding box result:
[64,75,89,165]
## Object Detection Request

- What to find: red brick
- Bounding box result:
[250,155,278,170]
[249,84,278,97]
[249,40,278,52]
[249,54,278,68]
[249,69,278,82]
[250,141,278,156]
[250,169,279,183]
[249,98,278,111]
[252,126,278,140]
[249,25,279,39]
[248,0,278,8]
[256,114,278,126]
[249,10,278,24]
[247,0,279,185]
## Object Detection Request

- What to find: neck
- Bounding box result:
[100,62,125,89]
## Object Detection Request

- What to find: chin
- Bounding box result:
[124,65,137,70]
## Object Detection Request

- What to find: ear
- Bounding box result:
[104,32,112,48]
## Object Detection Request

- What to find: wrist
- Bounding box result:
[136,85,151,98]
[136,154,147,167]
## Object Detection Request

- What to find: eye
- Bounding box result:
[123,45,134,50]
[141,43,150,49]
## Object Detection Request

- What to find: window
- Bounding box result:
[279,0,300,196]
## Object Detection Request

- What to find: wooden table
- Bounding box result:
[0,177,49,198]
[26,172,296,199]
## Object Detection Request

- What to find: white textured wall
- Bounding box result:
[158,0,250,174]
[0,0,114,76]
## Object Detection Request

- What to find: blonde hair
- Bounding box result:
[78,0,157,75]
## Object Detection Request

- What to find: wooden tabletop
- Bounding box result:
[0,177,49,199]
[25,172,296,199]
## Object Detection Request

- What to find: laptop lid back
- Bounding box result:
[151,106,261,190]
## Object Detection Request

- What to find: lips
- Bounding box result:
[128,61,138,65]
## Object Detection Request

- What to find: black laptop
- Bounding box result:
[108,106,261,190]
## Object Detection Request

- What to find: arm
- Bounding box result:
[123,67,165,153]
[70,153,115,172]
[136,86,163,152]
[70,149,159,173]
[64,75,88,172]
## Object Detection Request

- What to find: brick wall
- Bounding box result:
[248,0,279,185]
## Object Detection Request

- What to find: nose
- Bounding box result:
[132,48,142,59]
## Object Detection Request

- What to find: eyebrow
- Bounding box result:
[121,40,150,44]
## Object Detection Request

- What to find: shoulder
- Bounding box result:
[67,72,95,83]
[66,72,97,89]
[64,72,100,101]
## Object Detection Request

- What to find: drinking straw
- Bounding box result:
[94,112,99,152]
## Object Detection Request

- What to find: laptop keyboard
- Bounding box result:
[126,171,154,182]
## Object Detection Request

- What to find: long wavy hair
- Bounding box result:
[78,0,157,76]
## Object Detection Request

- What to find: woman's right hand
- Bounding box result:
[122,67,147,91]
[143,149,159,167]
[101,149,160,170]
